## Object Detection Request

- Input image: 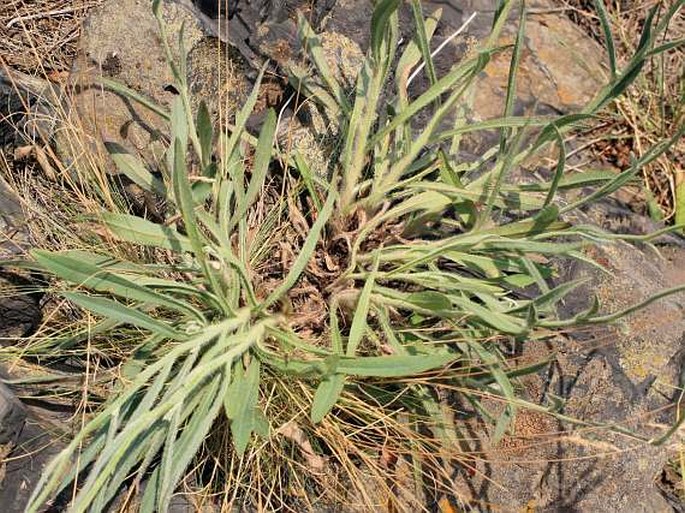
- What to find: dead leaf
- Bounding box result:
[13,145,33,160]
[278,421,326,473]
[46,70,69,84]
[437,496,458,513]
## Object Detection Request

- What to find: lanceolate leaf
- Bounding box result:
[335,353,458,377]
[158,371,227,511]
[347,252,380,357]
[230,109,277,230]
[100,212,193,253]
[371,0,401,62]
[197,100,213,168]
[105,142,167,197]
[33,250,201,320]
[98,77,170,121]
[310,374,346,424]
[62,292,186,340]
[225,358,261,455]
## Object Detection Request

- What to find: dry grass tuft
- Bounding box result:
[0,0,102,74]
[563,0,684,221]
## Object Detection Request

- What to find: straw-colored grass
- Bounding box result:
[0,1,684,512]
[563,0,684,224]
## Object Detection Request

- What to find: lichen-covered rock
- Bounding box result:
[452,240,685,512]
[471,9,607,120]
[62,0,250,175]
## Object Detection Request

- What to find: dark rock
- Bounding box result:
[452,240,685,512]
[0,381,25,445]
[0,409,68,513]
[0,175,42,338]
[0,67,62,148]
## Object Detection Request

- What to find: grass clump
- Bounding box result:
[565,0,684,225]
[8,0,684,511]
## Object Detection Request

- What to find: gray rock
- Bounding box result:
[0,175,41,339]
[0,408,68,513]
[0,381,25,445]
[452,240,685,512]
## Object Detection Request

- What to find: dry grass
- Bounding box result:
[1,1,684,511]
[0,0,101,74]
[563,0,684,222]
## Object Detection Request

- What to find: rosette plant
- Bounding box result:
[24,0,684,511]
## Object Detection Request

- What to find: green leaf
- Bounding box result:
[492,405,514,444]
[310,374,345,424]
[62,292,185,340]
[409,0,438,89]
[469,340,516,444]
[230,109,276,229]
[167,97,189,173]
[371,51,497,149]
[171,135,225,303]
[100,212,193,253]
[253,407,270,438]
[371,0,401,62]
[158,373,226,511]
[224,63,267,159]
[196,100,213,168]
[529,113,594,154]
[191,180,213,204]
[592,0,617,79]
[293,151,324,210]
[32,250,201,320]
[347,252,380,357]
[406,291,452,312]
[336,353,457,377]
[105,142,167,197]
[225,359,261,455]
[451,296,527,335]
[98,77,170,121]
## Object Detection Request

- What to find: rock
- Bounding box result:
[0,174,29,257]
[0,175,41,339]
[58,0,251,177]
[0,79,25,148]
[322,0,375,53]
[0,409,68,513]
[471,6,607,120]
[452,239,685,511]
[0,281,42,339]
[0,68,62,148]
[0,381,26,445]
